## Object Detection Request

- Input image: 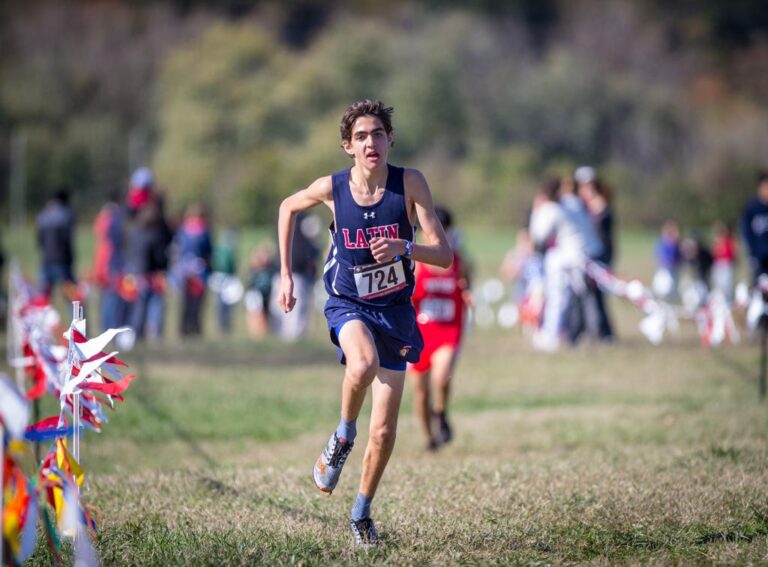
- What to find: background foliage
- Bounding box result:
[2,0,768,226]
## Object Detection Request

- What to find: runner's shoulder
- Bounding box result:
[402,167,427,184]
[402,168,430,198]
[306,175,334,200]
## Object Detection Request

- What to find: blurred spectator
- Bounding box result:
[653,220,683,301]
[270,212,320,341]
[245,243,276,339]
[739,171,768,283]
[212,227,239,335]
[126,167,155,219]
[529,177,602,351]
[576,166,616,342]
[174,203,213,337]
[681,233,713,287]
[529,179,564,351]
[500,228,536,300]
[126,196,173,340]
[576,167,615,267]
[711,221,738,300]
[500,209,545,333]
[91,192,128,331]
[558,175,604,346]
[680,233,713,310]
[36,187,76,299]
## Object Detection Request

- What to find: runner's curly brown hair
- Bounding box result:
[340,99,394,142]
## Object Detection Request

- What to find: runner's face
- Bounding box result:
[343,115,392,167]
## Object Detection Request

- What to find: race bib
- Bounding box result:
[353,259,407,300]
[418,298,455,323]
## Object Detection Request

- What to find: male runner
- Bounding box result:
[409,206,471,451]
[277,99,452,547]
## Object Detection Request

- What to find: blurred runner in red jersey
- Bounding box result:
[410,206,471,451]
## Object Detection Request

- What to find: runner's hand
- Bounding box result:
[370,237,404,263]
[279,274,296,313]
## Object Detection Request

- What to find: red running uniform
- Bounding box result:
[712,234,737,264]
[410,252,467,373]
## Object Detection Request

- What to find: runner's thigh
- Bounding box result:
[338,319,379,368]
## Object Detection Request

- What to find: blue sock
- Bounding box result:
[351,492,374,521]
[336,417,357,443]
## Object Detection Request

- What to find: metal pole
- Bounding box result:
[68,301,84,550]
[71,301,84,464]
[760,320,767,401]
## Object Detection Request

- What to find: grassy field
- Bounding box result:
[5,225,768,565]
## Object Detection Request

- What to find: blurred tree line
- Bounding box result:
[1,0,767,228]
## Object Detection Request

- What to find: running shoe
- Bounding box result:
[350,517,380,548]
[313,432,354,494]
[436,412,453,445]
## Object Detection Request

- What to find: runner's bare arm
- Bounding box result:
[277,177,334,313]
[407,169,452,268]
[369,169,451,267]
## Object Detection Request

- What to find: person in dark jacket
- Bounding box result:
[126,196,173,340]
[576,167,616,342]
[740,171,768,283]
[36,188,76,298]
[174,203,213,337]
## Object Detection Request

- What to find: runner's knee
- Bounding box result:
[346,354,379,386]
[369,422,397,451]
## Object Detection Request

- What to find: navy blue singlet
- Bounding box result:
[322,164,423,368]
[322,164,415,307]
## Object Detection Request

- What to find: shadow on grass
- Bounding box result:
[545,510,768,563]
[709,348,762,388]
[132,337,336,370]
[193,473,334,523]
[130,350,218,468]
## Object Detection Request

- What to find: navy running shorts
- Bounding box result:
[325,295,424,371]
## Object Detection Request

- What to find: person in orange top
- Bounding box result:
[410,206,471,451]
[91,192,127,331]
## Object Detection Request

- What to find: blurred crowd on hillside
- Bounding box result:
[4,166,327,346]
[3,166,768,351]
[499,168,768,351]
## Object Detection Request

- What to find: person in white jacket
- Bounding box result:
[528,177,602,351]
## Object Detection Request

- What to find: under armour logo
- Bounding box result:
[363,212,376,220]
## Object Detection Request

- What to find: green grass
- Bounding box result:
[5,225,768,565]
